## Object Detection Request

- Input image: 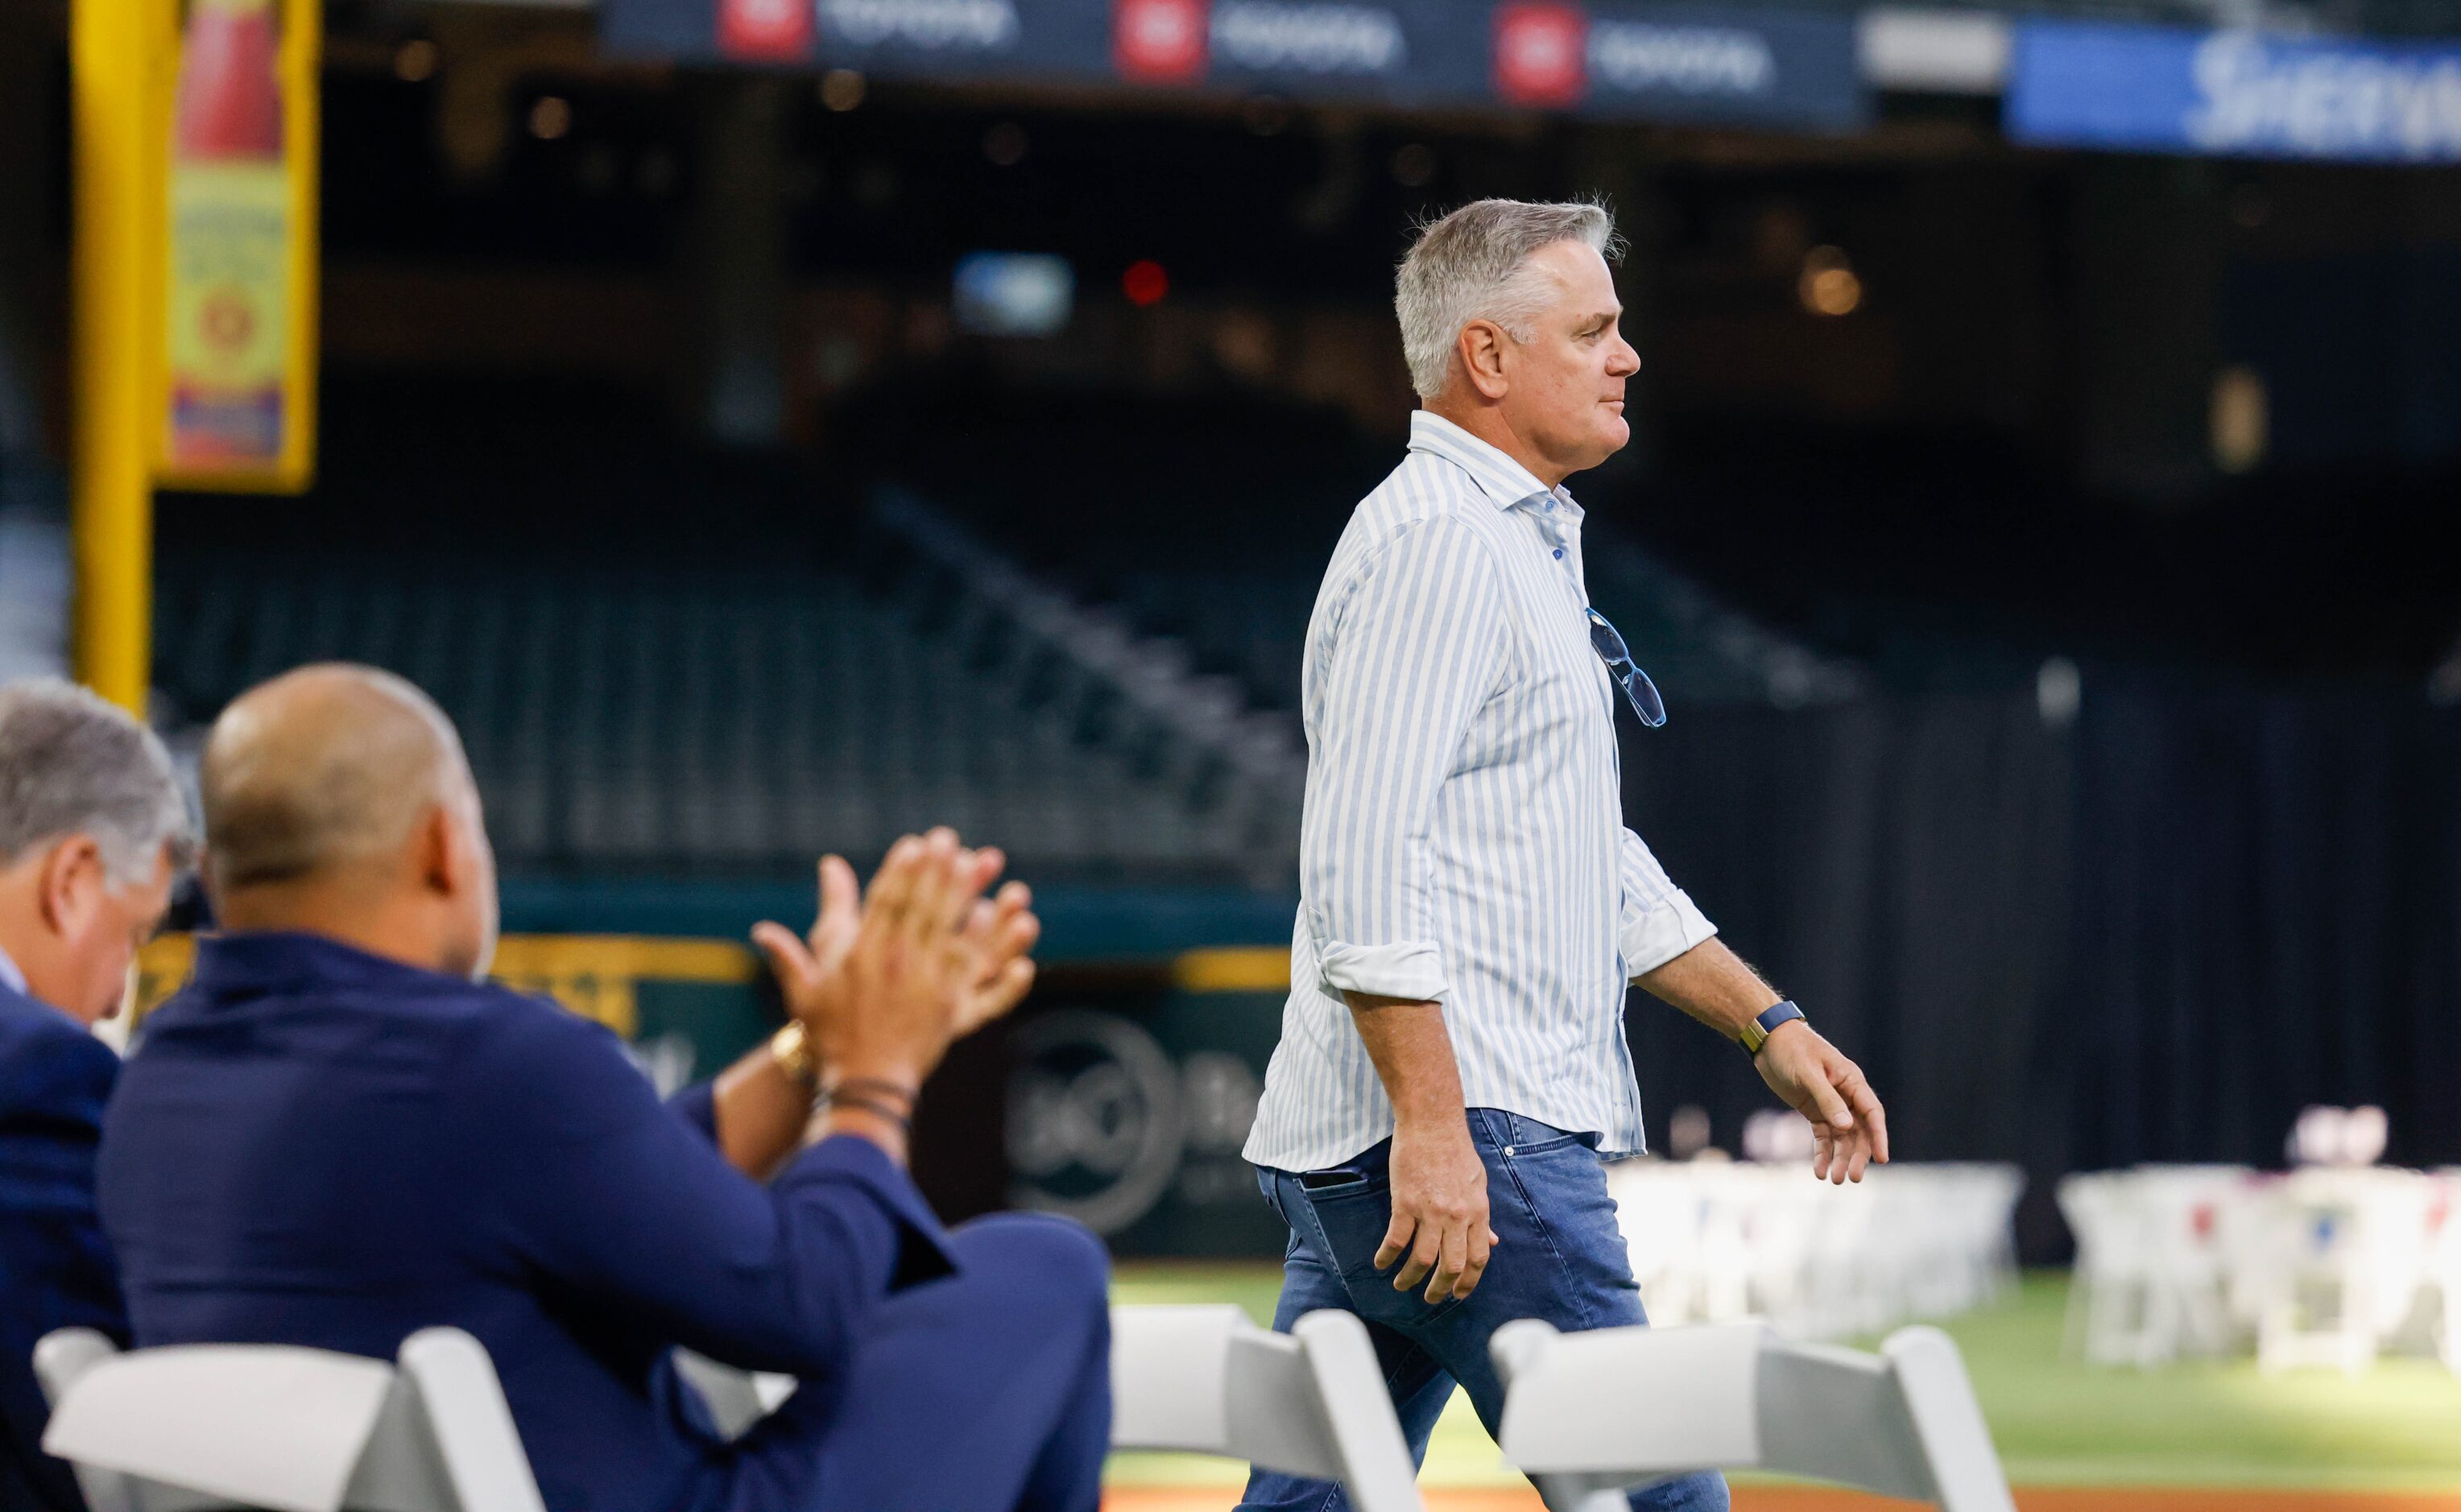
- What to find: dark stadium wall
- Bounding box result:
[1619,680,2461,1262]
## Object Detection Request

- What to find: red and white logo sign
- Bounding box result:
[1115,0,1208,84]
[717,0,813,61]
[1494,1,1586,108]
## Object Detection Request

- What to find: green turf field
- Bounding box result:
[1106,1266,2461,1493]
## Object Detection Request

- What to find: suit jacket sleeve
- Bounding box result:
[0,1022,130,1340]
[0,1016,129,1512]
[465,1001,953,1380]
[667,1080,718,1140]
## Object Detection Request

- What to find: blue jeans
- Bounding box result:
[1237,1110,1728,1512]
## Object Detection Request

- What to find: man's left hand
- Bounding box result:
[1753,1022,1888,1184]
[954,878,1040,1035]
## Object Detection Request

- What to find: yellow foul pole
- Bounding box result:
[70,0,176,714]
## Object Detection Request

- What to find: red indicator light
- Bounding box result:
[1123,259,1169,307]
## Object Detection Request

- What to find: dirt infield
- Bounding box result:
[1103,1491,2461,1512]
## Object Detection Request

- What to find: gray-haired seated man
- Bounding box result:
[0,680,191,1511]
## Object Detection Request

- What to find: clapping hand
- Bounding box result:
[751,828,1040,1093]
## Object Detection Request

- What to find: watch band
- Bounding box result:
[770,1022,819,1089]
[1736,1000,1806,1056]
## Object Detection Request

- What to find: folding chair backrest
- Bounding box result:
[1492,1320,1768,1478]
[43,1341,394,1512]
[1282,1311,1423,1512]
[1109,1305,1422,1512]
[385,1329,548,1512]
[36,1328,545,1512]
[1876,1327,2017,1512]
[32,1330,138,1512]
[1492,1320,2014,1512]
[1752,1336,1935,1499]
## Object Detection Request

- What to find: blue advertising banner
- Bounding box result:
[1561,3,1865,130]
[600,0,1870,132]
[2008,19,2461,163]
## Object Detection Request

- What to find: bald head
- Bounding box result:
[201,664,473,891]
[201,665,497,979]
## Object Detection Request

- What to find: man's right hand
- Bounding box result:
[752,828,1033,1093]
[1376,1116,1498,1305]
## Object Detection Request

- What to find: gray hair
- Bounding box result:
[0,679,194,887]
[1395,197,1625,401]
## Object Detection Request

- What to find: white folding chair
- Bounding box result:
[2059,1171,2172,1365]
[2252,1167,2431,1376]
[1109,1305,1423,1512]
[668,1351,798,1442]
[1490,1319,2015,1512]
[35,1326,545,1512]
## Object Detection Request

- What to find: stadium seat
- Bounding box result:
[1109,1304,1423,1512]
[35,1326,546,1512]
[1488,1318,2015,1512]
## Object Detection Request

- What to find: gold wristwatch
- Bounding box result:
[1736,1000,1806,1056]
[770,1022,819,1088]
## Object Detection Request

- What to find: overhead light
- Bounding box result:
[820,69,866,112]
[528,96,572,140]
[1123,259,1169,307]
[1798,246,1860,316]
[393,39,438,82]
[954,253,1074,337]
[2211,365,2268,474]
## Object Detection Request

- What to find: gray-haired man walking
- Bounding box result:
[1238,200,1890,1512]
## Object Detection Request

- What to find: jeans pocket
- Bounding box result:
[1485,1111,1590,1156]
[1299,1175,1392,1279]
[1301,1178,1472,1327]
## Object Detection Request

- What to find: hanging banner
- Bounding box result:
[159,0,317,493]
[602,0,1870,132]
[2008,20,2461,163]
[1496,1,1863,128]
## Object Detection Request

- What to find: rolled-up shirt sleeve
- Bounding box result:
[1302,515,1507,1004]
[1619,826,1718,977]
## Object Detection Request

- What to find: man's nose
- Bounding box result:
[1607,336,1641,376]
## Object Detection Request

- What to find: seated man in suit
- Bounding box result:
[0,680,189,1512]
[100,664,1111,1512]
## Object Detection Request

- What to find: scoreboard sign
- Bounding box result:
[604,0,1871,133]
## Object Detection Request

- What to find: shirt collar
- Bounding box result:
[1406,410,1578,516]
[0,942,23,998]
[191,930,470,998]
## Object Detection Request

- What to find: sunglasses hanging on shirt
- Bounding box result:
[1584,606,1668,729]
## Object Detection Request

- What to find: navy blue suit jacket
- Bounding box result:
[0,981,126,1512]
[97,933,953,1512]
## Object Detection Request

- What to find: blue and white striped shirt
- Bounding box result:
[1243,411,1718,1173]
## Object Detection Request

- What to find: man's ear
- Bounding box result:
[413,803,461,898]
[1455,320,1512,401]
[36,835,106,940]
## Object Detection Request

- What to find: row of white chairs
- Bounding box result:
[1610,1159,2025,1341]
[2058,1163,2461,1374]
[36,1309,2017,1512]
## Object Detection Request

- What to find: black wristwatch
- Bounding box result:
[1737,1000,1806,1056]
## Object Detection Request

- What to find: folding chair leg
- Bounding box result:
[1528,1473,1637,1512]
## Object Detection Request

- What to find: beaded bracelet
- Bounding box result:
[826,1092,914,1133]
